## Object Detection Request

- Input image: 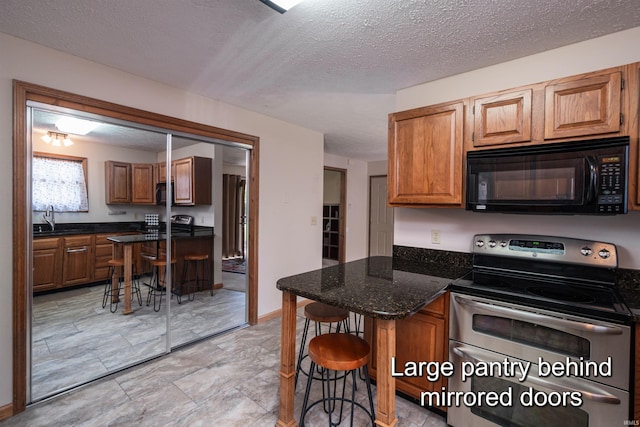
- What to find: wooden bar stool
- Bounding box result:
[295,302,349,389]
[180,253,212,302]
[299,333,375,426]
[102,258,142,313]
[146,257,176,312]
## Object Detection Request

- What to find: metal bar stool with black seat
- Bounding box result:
[102,258,142,313]
[180,253,212,302]
[146,257,176,312]
[295,302,349,390]
[299,333,375,426]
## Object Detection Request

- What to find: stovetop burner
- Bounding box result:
[525,285,596,304]
[450,234,632,324]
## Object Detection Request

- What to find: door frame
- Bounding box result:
[324,167,346,264]
[12,80,260,415]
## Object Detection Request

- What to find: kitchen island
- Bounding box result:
[275,256,469,427]
[107,227,214,315]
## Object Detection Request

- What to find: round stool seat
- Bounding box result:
[150,258,176,267]
[107,258,125,267]
[309,333,370,371]
[304,302,348,323]
[184,253,208,261]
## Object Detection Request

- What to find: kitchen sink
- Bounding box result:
[33,227,87,237]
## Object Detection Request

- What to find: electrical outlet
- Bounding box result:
[431,229,441,244]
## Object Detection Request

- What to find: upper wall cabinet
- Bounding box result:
[472,89,533,147]
[105,161,131,204]
[131,163,155,204]
[173,156,212,206]
[544,70,623,139]
[105,161,155,205]
[388,101,464,206]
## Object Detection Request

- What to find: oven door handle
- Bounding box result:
[454,295,624,335]
[451,344,622,405]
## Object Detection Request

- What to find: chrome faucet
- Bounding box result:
[43,205,55,231]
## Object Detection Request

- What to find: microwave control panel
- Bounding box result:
[597,154,625,213]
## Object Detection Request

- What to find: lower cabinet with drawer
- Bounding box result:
[33,237,63,292]
[365,291,450,412]
[62,235,94,286]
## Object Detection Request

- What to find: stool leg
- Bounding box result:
[295,318,311,389]
[110,266,123,313]
[102,265,113,309]
[299,360,316,427]
[363,365,375,425]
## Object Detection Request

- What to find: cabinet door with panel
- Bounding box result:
[173,156,212,205]
[388,102,464,206]
[105,161,131,204]
[472,89,533,147]
[62,235,93,286]
[544,69,623,140]
[365,292,450,411]
[131,163,155,204]
[33,237,62,292]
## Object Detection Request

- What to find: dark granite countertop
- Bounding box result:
[33,221,214,239]
[107,228,214,243]
[616,268,640,322]
[276,256,470,320]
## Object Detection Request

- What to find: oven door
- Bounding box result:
[448,342,629,427]
[449,293,630,390]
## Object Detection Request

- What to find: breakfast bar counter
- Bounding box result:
[275,256,468,426]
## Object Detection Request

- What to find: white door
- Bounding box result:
[369,176,394,256]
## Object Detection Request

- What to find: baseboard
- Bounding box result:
[257,298,312,324]
[0,403,13,421]
[213,282,223,289]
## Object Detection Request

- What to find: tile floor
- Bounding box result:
[30,271,247,400]
[2,306,448,427]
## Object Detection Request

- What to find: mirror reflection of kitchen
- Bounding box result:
[29,105,248,402]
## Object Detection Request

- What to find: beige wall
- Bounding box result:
[324,153,369,262]
[0,32,324,408]
[394,27,640,268]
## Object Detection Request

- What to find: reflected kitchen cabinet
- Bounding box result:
[173,156,212,205]
[106,161,156,205]
[62,235,93,286]
[33,237,63,292]
[131,163,155,204]
[105,161,131,204]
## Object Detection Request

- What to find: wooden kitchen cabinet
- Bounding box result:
[472,89,533,147]
[131,163,155,204]
[365,292,450,411]
[544,69,623,140]
[105,161,131,204]
[32,237,63,292]
[388,102,464,206]
[62,235,93,286]
[173,156,212,205]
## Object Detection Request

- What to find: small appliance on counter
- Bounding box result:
[170,214,194,234]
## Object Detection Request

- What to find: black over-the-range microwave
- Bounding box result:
[466,136,629,215]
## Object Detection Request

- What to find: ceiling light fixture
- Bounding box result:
[55,116,99,135]
[259,0,304,13]
[42,131,73,147]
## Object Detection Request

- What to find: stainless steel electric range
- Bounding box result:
[447,234,632,427]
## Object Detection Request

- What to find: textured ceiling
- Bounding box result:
[2,0,640,161]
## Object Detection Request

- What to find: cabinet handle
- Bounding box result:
[66,247,87,253]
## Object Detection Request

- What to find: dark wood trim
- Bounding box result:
[0,403,13,421]
[324,166,347,264]
[12,80,260,415]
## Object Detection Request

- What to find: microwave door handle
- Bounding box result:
[585,156,598,203]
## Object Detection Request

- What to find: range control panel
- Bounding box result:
[472,234,617,268]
